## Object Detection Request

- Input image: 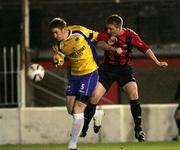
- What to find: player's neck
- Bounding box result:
[63,29,70,40]
[118,28,124,36]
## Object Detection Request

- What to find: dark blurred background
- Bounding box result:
[0,0,180,48]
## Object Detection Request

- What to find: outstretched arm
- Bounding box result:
[145,49,168,68]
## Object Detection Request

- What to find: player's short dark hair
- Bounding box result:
[106,14,123,27]
[49,17,67,29]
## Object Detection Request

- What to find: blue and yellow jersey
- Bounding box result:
[52,25,99,76]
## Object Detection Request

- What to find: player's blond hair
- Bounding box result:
[106,14,123,27]
[49,17,67,29]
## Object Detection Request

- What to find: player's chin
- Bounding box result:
[110,32,115,36]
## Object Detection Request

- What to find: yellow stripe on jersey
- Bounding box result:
[53,25,99,76]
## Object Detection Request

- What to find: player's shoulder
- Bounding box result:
[124,28,138,36]
[68,25,92,37]
[67,25,88,32]
[97,30,110,41]
[98,30,109,37]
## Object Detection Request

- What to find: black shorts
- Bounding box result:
[98,63,136,91]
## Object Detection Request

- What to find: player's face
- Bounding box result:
[51,27,65,41]
[106,24,121,36]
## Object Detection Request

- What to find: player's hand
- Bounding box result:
[53,53,64,68]
[108,36,118,45]
[115,47,123,55]
[156,61,168,68]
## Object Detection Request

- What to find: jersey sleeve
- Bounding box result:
[52,44,58,53]
[130,31,149,53]
[52,44,65,66]
[52,44,65,57]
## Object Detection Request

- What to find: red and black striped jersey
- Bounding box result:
[97,28,149,65]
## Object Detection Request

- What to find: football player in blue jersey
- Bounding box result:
[49,17,104,150]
